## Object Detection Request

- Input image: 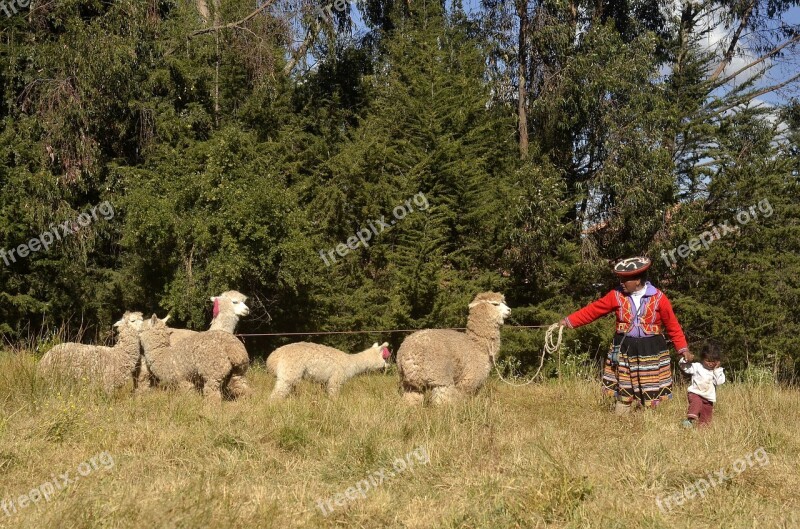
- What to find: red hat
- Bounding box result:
[613,256,651,277]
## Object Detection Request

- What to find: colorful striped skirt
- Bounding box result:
[602,334,673,408]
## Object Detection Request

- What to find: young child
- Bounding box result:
[679,345,725,428]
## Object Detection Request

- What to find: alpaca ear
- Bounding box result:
[150,314,159,325]
[373,342,379,348]
[161,314,171,324]
[209,296,216,303]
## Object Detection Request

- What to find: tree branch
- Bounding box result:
[708,0,757,82]
[283,26,318,76]
[190,0,279,37]
[713,33,800,88]
[164,0,279,58]
[706,71,800,119]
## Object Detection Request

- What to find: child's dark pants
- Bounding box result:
[687,392,714,425]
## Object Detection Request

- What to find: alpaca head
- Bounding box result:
[141,313,170,330]
[467,292,511,362]
[468,292,511,324]
[210,290,250,319]
[362,342,391,370]
[113,312,144,332]
[140,314,172,351]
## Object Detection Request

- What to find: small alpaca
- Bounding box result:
[139,314,250,401]
[396,292,511,406]
[266,341,391,399]
[136,290,251,397]
[38,312,145,393]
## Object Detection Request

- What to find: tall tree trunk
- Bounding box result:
[284,21,320,77]
[196,0,210,23]
[666,0,696,162]
[569,0,577,30]
[517,0,529,159]
[213,0,221,125]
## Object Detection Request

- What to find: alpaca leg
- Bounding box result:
[402,390,425,406]
[327,376,345,398]
[431,385,458,406]
[202,379,223,401]
[138,377,157,393]
[269,377,295,400]
[224,374,251,399]
[133,359,152,393]
[132,375,147,393]
[178,380,196,393]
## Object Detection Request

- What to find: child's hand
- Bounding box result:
[681,350,694,362]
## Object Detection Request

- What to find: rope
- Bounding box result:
[493,322,564,386]
[236,323,564,388]
[235,324,550,337]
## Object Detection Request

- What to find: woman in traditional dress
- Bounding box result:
[559,257,693,415]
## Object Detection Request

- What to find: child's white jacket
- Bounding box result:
[678,358,725,402]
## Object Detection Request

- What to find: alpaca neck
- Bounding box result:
[112,327,142,372]
[141,330,171,366]
[209,311,239,333]
[343,350,381,379]
[466,313,502,359]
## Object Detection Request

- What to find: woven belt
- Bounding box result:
[616,323,661,334]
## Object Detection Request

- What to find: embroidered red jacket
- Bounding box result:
[563,283,688,352]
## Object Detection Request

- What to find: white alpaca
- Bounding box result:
[396,292,511,406]
[38,312,145,393]
[266,341,390,399]
[167,290,250,339]
[136,290,251,397]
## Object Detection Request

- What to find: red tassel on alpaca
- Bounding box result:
[212,297,220,319]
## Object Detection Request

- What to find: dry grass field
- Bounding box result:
[1,351,798,529]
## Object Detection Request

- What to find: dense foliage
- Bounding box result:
[1,0,798,380]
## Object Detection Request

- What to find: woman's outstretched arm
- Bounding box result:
[562,290,620,329]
